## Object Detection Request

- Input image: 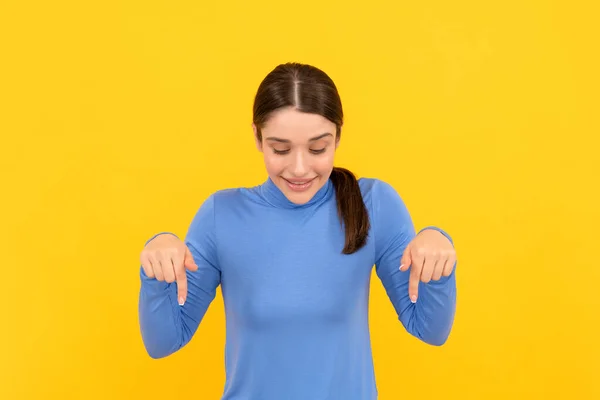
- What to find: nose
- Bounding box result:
[291,150,309,177]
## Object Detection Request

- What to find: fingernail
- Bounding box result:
[178,297,185,306]
[410,295,417,303]
[399,264,404,270]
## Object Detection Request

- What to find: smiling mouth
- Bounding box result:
[283,177,316,184]
[282,177,317,191]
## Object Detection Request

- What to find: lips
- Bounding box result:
[284,177,316,184]
[283,176,316,192]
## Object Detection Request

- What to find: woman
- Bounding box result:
[138,62,457,399]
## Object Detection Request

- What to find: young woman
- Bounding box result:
[138,62,457,400]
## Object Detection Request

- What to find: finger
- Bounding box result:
[171,248,188,306]
[140,252,155,278]
[431,252,446,281]
[399,244,411,271]
[160,252,176,283]
[175,267,188,306]
[409,252,424,303]
[149,254,164,281]
[443,252,457,276]
[420,251,438,283]
[184,247,199,271]
[171,248,185,276]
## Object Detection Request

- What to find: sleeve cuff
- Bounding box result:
[144,231,179,247]
[418,226,454,247]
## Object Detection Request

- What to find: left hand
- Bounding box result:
[400,229,456,303]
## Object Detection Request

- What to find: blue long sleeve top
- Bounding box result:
[138,177,457,400]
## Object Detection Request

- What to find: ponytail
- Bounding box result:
[330,167,370,254]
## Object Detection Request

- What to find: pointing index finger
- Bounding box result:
[176,269,188,306]
[172,249,187,306]
[409,254,424,303]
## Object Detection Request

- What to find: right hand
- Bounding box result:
[140,233,199,305]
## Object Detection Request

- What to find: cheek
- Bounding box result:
[263,153,284,174]
[314,152,335,173]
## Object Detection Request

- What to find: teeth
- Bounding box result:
[287,179,313,185]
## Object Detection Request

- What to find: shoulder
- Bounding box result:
[358,177,414,246]
[195,183,270,218]
[210,186,245,204]
[186,187,247,241]
[199,184,256,207]
[358,177,404,206]
[189,187,245,221]
[358,177,412,228]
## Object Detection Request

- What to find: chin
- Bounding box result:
[286,192,314,205]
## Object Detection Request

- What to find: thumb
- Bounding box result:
[184,246,199,271]
[399,244,411,271]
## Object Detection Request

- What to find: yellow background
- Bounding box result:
[1,0,598,399]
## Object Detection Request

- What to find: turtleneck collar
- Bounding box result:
[259,176,334,209]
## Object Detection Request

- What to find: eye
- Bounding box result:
[273,149,290,155]
[310,148,326,154]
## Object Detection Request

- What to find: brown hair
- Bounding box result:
[252,62,370,254]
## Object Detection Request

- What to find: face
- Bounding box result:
[254,107,339,205]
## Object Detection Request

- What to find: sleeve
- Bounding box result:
[138,194,222,358]
[372,180,457,346]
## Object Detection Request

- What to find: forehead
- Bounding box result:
[262,107,335,140]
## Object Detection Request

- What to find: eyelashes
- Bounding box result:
[273,148,326,155]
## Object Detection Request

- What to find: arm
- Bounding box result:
[372,180,457,346]
[138,195,221,358]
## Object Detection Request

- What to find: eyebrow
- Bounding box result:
[265,133,333,143]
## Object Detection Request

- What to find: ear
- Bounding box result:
[252,123,263,152]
